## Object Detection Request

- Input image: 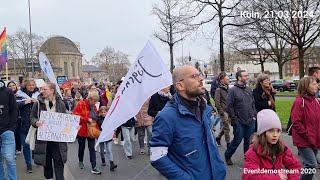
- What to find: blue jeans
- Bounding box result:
[121,127,134,156]
[0,131,17,180]
[136,126,152,149]
[298,147,318,180]
[225,120,255,160]
[99,141,113,161]
[19,131,32,166]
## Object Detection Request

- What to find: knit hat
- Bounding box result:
[257,109,281,135]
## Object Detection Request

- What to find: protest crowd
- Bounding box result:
[0,65,320,180]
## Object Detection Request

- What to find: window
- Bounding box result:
[71,62,75,77]
[64,62,68,76]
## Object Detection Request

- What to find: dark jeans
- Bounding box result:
[225,120,255,160]
[298,147,318,180]
[115,127,124,141]
[136,126,152,149]
[44,142,64,180]
[14,130,21,152]
[19,131,32,166]
[78,136,96,169]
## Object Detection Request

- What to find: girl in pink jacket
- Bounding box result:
[242,109,301,180]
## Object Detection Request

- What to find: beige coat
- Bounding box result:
[135,98,154,127]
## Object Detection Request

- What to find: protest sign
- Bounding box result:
[37,111,80,142]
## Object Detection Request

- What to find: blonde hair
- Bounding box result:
[298,76,316,95]
[87,91,99,102]
[24,79,36,87]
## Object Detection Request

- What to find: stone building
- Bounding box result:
[82,65,107,83]
[39,36,83,79]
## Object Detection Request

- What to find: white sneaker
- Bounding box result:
[114,138,118,145]
[121,141,124,146]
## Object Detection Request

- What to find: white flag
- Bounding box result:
[96,41,172,147]
[39,52,63,99]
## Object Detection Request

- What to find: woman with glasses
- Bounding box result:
[30,83,68,180]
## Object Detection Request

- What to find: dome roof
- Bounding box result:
[39,36,81,55]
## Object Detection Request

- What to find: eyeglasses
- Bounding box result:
[179,73,204,81]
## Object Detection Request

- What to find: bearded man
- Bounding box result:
[149,65,226,180]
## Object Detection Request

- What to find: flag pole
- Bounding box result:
[6,62,8,81]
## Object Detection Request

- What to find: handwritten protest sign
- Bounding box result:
[37,111,80,142]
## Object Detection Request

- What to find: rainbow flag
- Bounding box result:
[0,28,8,71]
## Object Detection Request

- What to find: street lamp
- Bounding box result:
[28,0,34,78]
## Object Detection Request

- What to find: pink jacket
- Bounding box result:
[242,144,301,180]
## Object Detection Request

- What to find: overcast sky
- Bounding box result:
[0,0,219,65]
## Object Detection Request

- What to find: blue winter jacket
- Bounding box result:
[149,93,226,180]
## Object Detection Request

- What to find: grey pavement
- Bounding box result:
[15,129,319,180]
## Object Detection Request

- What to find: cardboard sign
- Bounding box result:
[37,111,80,142]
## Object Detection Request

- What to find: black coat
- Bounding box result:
[30,94,68,166]
[121,117,135,127]
[16,88,39,134]
[148,92,171,118]
[0,86,18,135]
[253,86,275,112]
[227,83,257,125]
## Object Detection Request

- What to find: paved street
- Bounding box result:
[15,129,320,180]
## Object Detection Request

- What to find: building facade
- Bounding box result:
[39,36,83,79]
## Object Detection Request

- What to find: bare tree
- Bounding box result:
[91,46,130,82]
[152,0,194,73]
[7,28,43,76]
[240,0,320,78]
[229,28,271,72]
[189,0,244,72]
[7,28,43,62]
[175,56,192,66]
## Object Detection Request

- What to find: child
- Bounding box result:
[97,106,118,171]
[242,109,301,180]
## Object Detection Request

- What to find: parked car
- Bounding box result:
[271,79,297,92]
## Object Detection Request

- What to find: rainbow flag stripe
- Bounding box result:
[0,28,8,71]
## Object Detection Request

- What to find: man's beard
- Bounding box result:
[185,87,206,98]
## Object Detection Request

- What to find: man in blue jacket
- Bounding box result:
[149,65,226,180]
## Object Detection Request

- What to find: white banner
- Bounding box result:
[37,111,80,142]
[96,41,172,147]
[39,52,63,99]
